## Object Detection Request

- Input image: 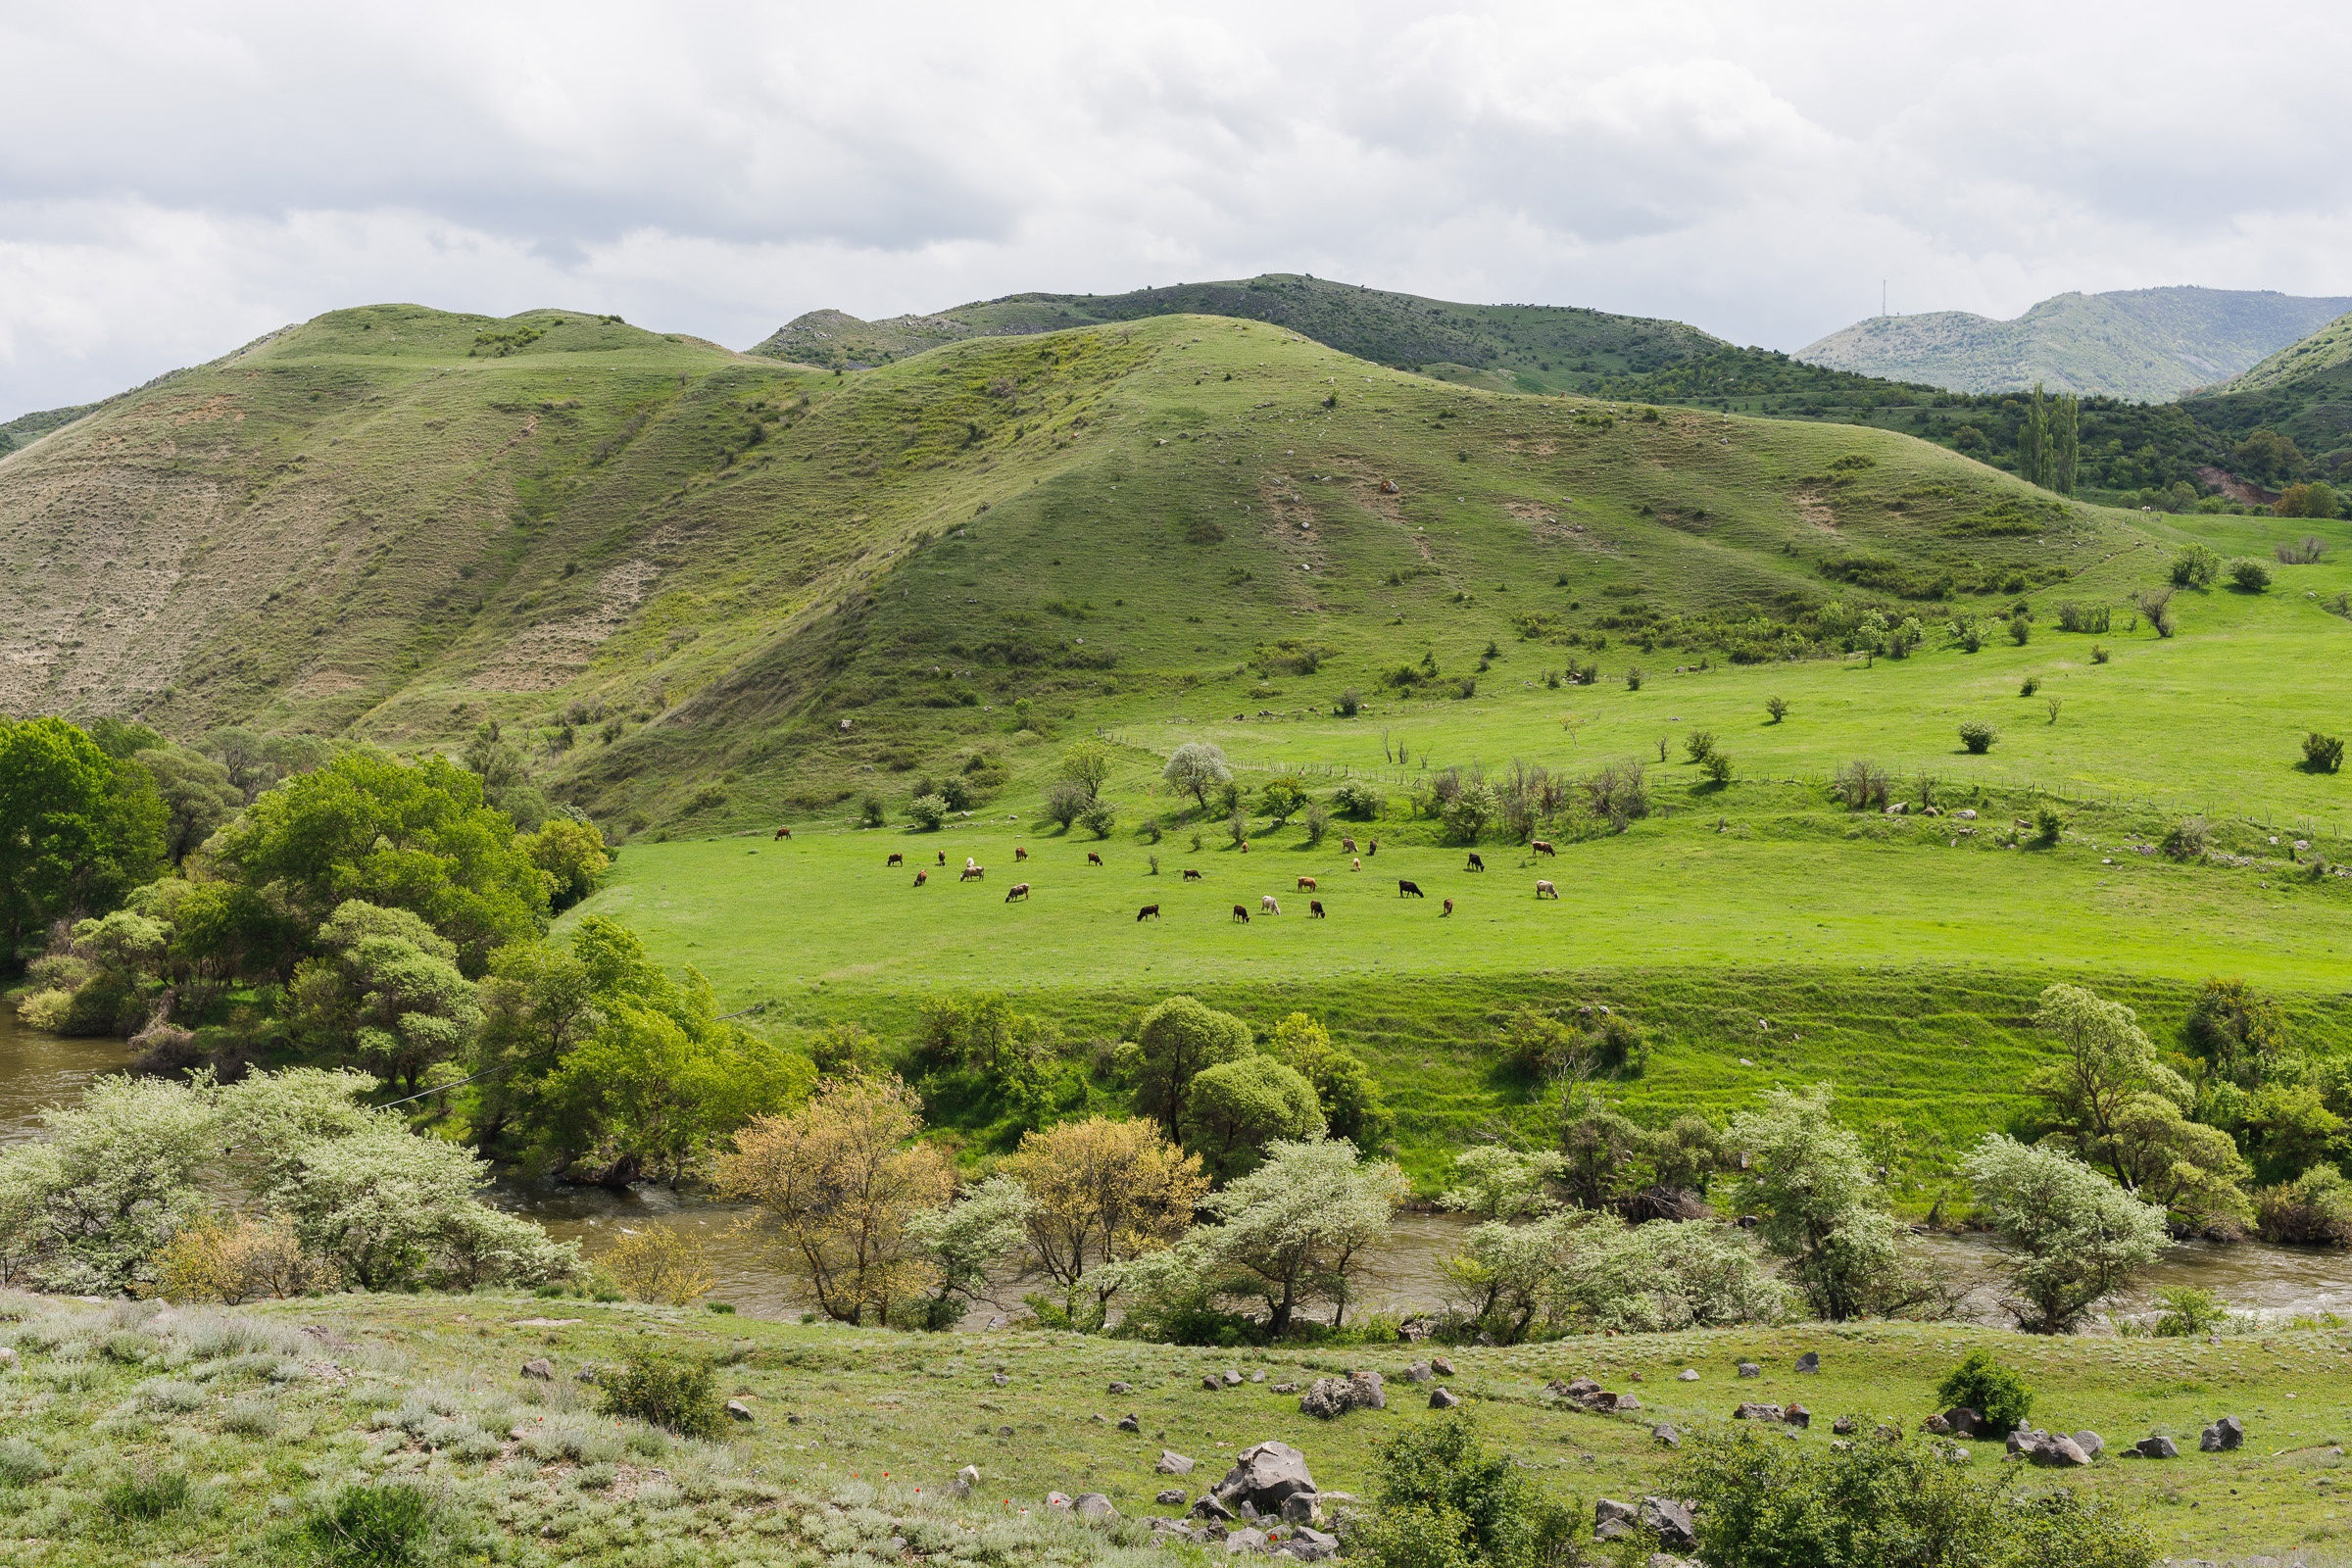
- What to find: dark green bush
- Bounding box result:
[303,1483,434,1567]
[2304,732,2343,773]
[1764,696,1788,723]
[1936,1348,2034,1433]
[1684,730,1716,763]
[2034,808,2062,846]
[2161,816,2210,860]
[1958,721,1997,755]
[1363,1413,1578,1568]
[1331,780,1385,819]
[2009,613,2032,645]
[2171,543,2220,588]
[2230,558,2273,593]
[2019,676,2039,697]
[1701,753,1734,787]
[858,793,886,828]
[102,1464,189,1522]
[906,794,948,831]
[600,1349,724,1439]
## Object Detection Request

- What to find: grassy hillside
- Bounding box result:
[2187,312,2352,463]
[0,402,97,457]
[8,1290,2352,1565]
[2217,311,2352,396]
[750,274,1727,394]
[1798,288,2352,403]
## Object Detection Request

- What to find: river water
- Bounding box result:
[8,1009,2352,1330]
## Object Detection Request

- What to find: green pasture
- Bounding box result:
[13,1293,2352,1564]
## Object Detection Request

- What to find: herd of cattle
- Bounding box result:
[838,835,1566,923]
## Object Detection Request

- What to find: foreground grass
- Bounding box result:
[9,1292,2352,1565]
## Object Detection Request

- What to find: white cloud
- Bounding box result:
[1,0,2347,416]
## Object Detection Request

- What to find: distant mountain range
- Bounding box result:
[1798,287,2352,403]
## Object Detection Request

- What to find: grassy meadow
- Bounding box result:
[12,1292,2352,1566]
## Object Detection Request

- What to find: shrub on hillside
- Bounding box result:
[1361,1413,1578,1568]
[2276,483,2339,521]
[2256,1166,2352,1246]
[1301,800,1331,846]
[2303,733,2344,773]
[1764,696,1788,723]
[1335,688,1362,717]
[906,794,947,831]
[2161,816,2210,860]
[2152,1286,2230,1336]
[1936,1348,2033,1434]
[2033,808,2061,846]
[1701,753,1734,786]
[2009,613,2032,645]
[858,793,886,828]
[1624,664,1643,690]
[303,1482,436,1568]
[2055,600,2112,633]
[2170,543,2221,588]
[1331,779,1384,819]
[2230,558,2273,592]
[2134,586,2177,637]
[1078,799,1117,839]
[1832,760,1890,811]
[2019,676,2039,697]
[1957,721,1997,755]
[2276,532,2328,563]
[600,1349,724,1438]
[1259,776,1308,826]
[2090,643,2111,662]
[1683,730,1715,763]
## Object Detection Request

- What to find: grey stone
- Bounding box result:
[1251,1371,1265,1383]
[1783,1404,1809,1429]
[1831,1415,1856,1435]
[1076,1493,1117,1521]
[1289,1527,1340,1561]
[1158,1489,1190,1505]
[1224,1369,1245,1387]
[1158,1449,1197,1476]
[993,1372,1009,1387]
[1923,1413,1952,1436]
[520,1358,555,1380]
[1640,1497,1696,1551]
[2072,1430,2103,1459]
[1401,1361,1434,1384]
[1119,1414,1141,1433]
[725,1399,754,1423]
[1733,1402,1784,1422]
[1594,1497,1638,1541]
[1942,1406,1984,1438]
[1614,1393,1642,1412]
[2133,1435,2180,1459]
[1046,1492,1073,1510]
[1651,1423,1680,1448]
[955,1465,980,1496]
[1214,1441,1317,1514]
[2201,1416,2244,1451]
[1204,1374,1226,1391]
[1109,1381,1132,1395]
[1736,1361,1761,1378]
[1677,1368,1699,1382]
[1299,1371,1384,1419]
[2030,1436,2090,1468]
[1430,1387,1460,1408]
[574,1366,598,1383]
[1225,1528,1269,1554]
[1272,1383,1298,1394]
[1280,1494,1318,1524]
[1794,1351,1820,1375]
[1192,1493,1237,1523]
[1431,1355,1456,1376]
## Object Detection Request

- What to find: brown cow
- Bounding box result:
[773,827,792,841]
[1087,852,1102,866]
[1465,852,1485,872]
[1005,883,1030,902]
[1297,876,1317,892]
[913,869,928,887]
[1341,836,1357,854]
[1351,857,1361,872]
[1137,904,1160,921]
[1309,900,1326,918]
[1532,840,1556,858]
[1397,879,1425,898]
[887,853,904,867]
[1443,898,1455,916]
[1537,880,1559,900]
[960,865,986,882]
[1367,840,1378,856]
[1231,904,1250,923]
[1238,841,1250,854]
[1182,868,1204,881]
[937,850,947,866]
[1015,846,1029,861]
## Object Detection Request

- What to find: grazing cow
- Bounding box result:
[1182,867,1204,881]
[1015,846,1029,861]
[1341,836,1358,854]
[1261,895,1281,915]
[1465,852,1485,872]
[937,850,947,866]
[913,870,928,887]
[886,853,904,867]
[1231,904,1250,923]
[1367,840,1379,856]
[1443,898,1455,916]
[1537,879,1559,900]
[1309,900,1326,918]
[1397,879,1425,898]
[1087,852,1103,866]
[1297,876,1317,892]
[1238,841,1250,854]
[965,857,978,871]
[1005,883,1030,902]
[1532,840,1556,858]
[773,827,792,841]
[960,864,986,882]
[1137,904,1160,921]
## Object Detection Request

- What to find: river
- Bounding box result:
[7,1009,2352,1330]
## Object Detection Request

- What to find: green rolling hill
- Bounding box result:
[2185,310,2352,463]
[1798,286,2352,403]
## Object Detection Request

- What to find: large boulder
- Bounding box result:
[2072,1431,2104,1459]
[1157,1489,1189,1506]
[1287,1526,1341,1561]
[2133,1435,2180,1459]
[521,1358,555,1381]
[1075,1494,1117,1521]
[2201,1416,2244,1452]
[1430,1387,1460,1408]
[1280,1494,1318,1525]
[1299,1372,1385,1419]
[2027,1435,2090,1468]
[1224,1527,1268,1554]
[1158,1449,1197,1476]
[1941,1406,1984,1438]
[1736,1361,1761,1378]
[1782,1404,1810,1429]
[1400,1361,1434,1384]
[1733,1402,1784,1423]
[1794,1351,1820,1375]
[1594,1498,1638,1542]
[1640,1497,1697,1551]
[1214,1441,1317,1515]
[1191,1494,1237,1523]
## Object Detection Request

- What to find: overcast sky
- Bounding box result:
[3,1,2347,418]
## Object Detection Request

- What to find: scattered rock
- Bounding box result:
[1204,1374,1226,1392]
[2072,1431,2104,1459]
[998,1426,1015,1438]
[1640,1497,1696,1551]
[1922,1414,1952,1436]
[1783,1404,1810,1429]
[993,1373,1010,1387]
[1288,1526,1341,1560]
[1119,1414,1141,1433]
[1628,1370,1642,1383]
[1158,1450,1197,1476]
[2201,1416,2244,1452]
[1280,1494,1318,1525]
[725,1399,755,1423]
[2133,1436,2180,1459]
[1594,1498,1638,1541]
[1956,808,1978,820]
[1832,1415,1856,1435]
[1794,1351,1820,1375]
[1109,1381,1133,1395]
[1075,1493,1117,1521]
[1250,1371,1265,1383]
[1223,1369,1245,1387]
[520,1358,555,1381]
[1941,1406,1984,1438]
[1213,1441,1317,1515]
[1430,1388,1460,1408]
[1431,1355,1456,1376]
[1272,1383,1298,1395]
[1737,1362,1761,1378]
[2029,1435,2090,1468]
[1158,1489,1190,1505]
[1047,1492,1073,1510]
[1192,1493,1236,1523]
[1225,1527,1269,1554]
[1651,1423,1681,1448]
[956,1465,980,1496]
[1401,1361,1434,1384]
[1299,1372,1385,1419]
[1615,1393,1642,1412]
[1677,1368,1699,1382]
[1734,1403,1784,1422]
